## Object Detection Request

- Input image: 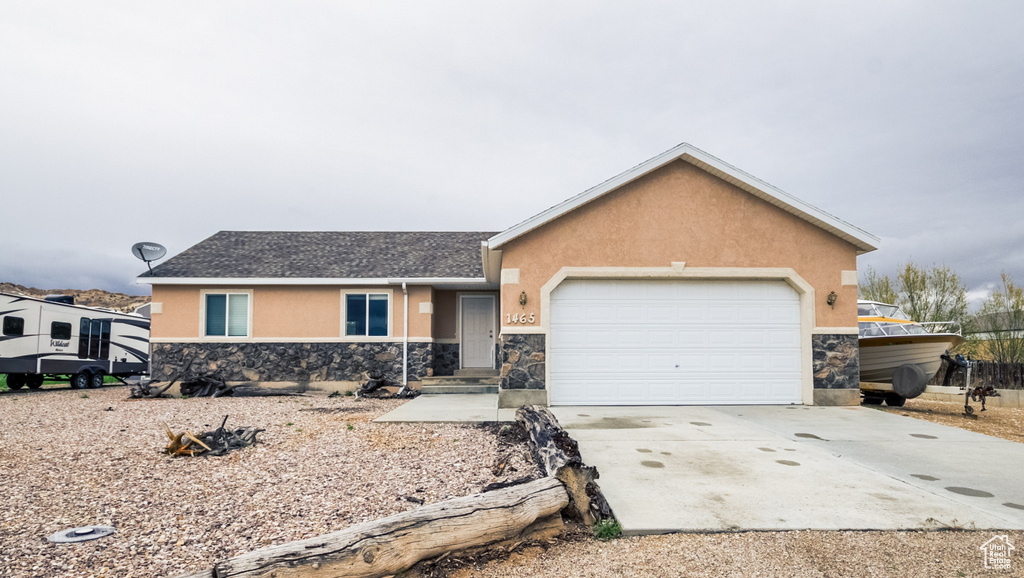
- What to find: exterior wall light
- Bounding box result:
[827,291,837,308]
[519,291,528,307]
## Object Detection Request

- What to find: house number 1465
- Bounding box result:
[506,313,535,324]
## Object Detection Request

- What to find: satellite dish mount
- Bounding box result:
[132,242,167,273]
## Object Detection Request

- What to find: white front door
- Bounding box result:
[460,295,495,368]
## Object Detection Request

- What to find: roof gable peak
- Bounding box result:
[487,143,878,254]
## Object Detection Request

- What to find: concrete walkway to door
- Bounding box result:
[375,394,515,423]
[550,405,1024,535]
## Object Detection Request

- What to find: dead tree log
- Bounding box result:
[191,476,568,578]
[130,360,195,399]
[515,405,613,525]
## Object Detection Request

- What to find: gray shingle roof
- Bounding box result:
[141,231,497,279]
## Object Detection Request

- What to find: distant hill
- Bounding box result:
[0,282,149,313]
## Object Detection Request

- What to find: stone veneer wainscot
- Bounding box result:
[499,334,546,390]
[812,334,859,390]
[151,342,434,383]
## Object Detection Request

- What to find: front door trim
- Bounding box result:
[458,294,496,369]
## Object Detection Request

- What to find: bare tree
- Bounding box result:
[897,263,968,327]
[973,273,1024,363]
[859,262,968,330]
[859,266,898,304]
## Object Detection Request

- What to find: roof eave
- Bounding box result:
[138,276,495,287]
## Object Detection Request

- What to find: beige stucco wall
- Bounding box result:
[498,159,859,328]
[255,286,340,338]
[406,285,433,338]
[150,284,438,340]
[151,285,203,338]
[433,290,458,339]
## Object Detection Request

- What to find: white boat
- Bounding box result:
[858,300,964,396]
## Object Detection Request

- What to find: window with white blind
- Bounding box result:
[205,293,250,337]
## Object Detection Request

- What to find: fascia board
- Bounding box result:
[487,143,879,253]
[138,277,491,286]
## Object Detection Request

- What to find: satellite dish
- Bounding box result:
[132,242,167,273]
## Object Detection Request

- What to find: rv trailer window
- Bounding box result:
[51,322,72,340]
[78,318,91,358]
[99,320,111,359]
[2,316,24,336]
[89,319,102,358]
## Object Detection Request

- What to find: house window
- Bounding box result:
[345,293,388,336]
[2,316,24,336]
[205,293,249,337]
[51,321,72,340]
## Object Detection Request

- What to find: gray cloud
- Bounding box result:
[1,1,1021,299]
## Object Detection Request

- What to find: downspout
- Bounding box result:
[402,282,408,387]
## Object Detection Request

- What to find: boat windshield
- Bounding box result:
[858,321,930,337]
[857,302,910,320]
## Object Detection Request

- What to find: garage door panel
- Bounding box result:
[740,353,768,370]
[550,279,802,405]
[709,329,738,346]
[708,352,738,370]
[641,328,670,344]
[616,329,645,347]
[767,305,797,322]
[739,330,765,346]
[767,329,800,346]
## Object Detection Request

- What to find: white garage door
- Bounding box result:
[549,279,801,405]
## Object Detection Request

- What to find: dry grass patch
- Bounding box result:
[874,398,1024,444]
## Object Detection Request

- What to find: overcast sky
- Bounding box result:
[2,2,1021,306]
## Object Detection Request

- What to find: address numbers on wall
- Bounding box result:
[506,313,536,324]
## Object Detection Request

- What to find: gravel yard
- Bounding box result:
[0,386,538,578]
[418,529,1024,577]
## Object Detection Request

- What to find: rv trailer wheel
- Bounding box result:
[26,374,44,389]
[89,371,105,389]
[71,372,90,390]
[6,374,26,390]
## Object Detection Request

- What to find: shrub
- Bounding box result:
[593,518,622,541]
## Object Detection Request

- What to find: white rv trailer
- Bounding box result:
[0,291,150,390]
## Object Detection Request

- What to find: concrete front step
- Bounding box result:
[420,376,500,386]
[421,385,499,394]
[454,368,500,377]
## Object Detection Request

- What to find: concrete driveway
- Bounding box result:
[550,405,1024,535]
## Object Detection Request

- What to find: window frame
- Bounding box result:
[200,289,253,339]
[50,321,73,341]
[2,316,24,336]
[341,289,393,338]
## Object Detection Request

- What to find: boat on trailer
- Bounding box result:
[858,300,964,406]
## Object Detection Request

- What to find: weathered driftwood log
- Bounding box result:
[162,417,264,457]
[131,360,196,399]
[515,405,583,473]
[188,476,568,578]
[515,405,611,525]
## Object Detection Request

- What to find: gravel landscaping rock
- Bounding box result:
[0,387,538,577]
[416,529,1024,577]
